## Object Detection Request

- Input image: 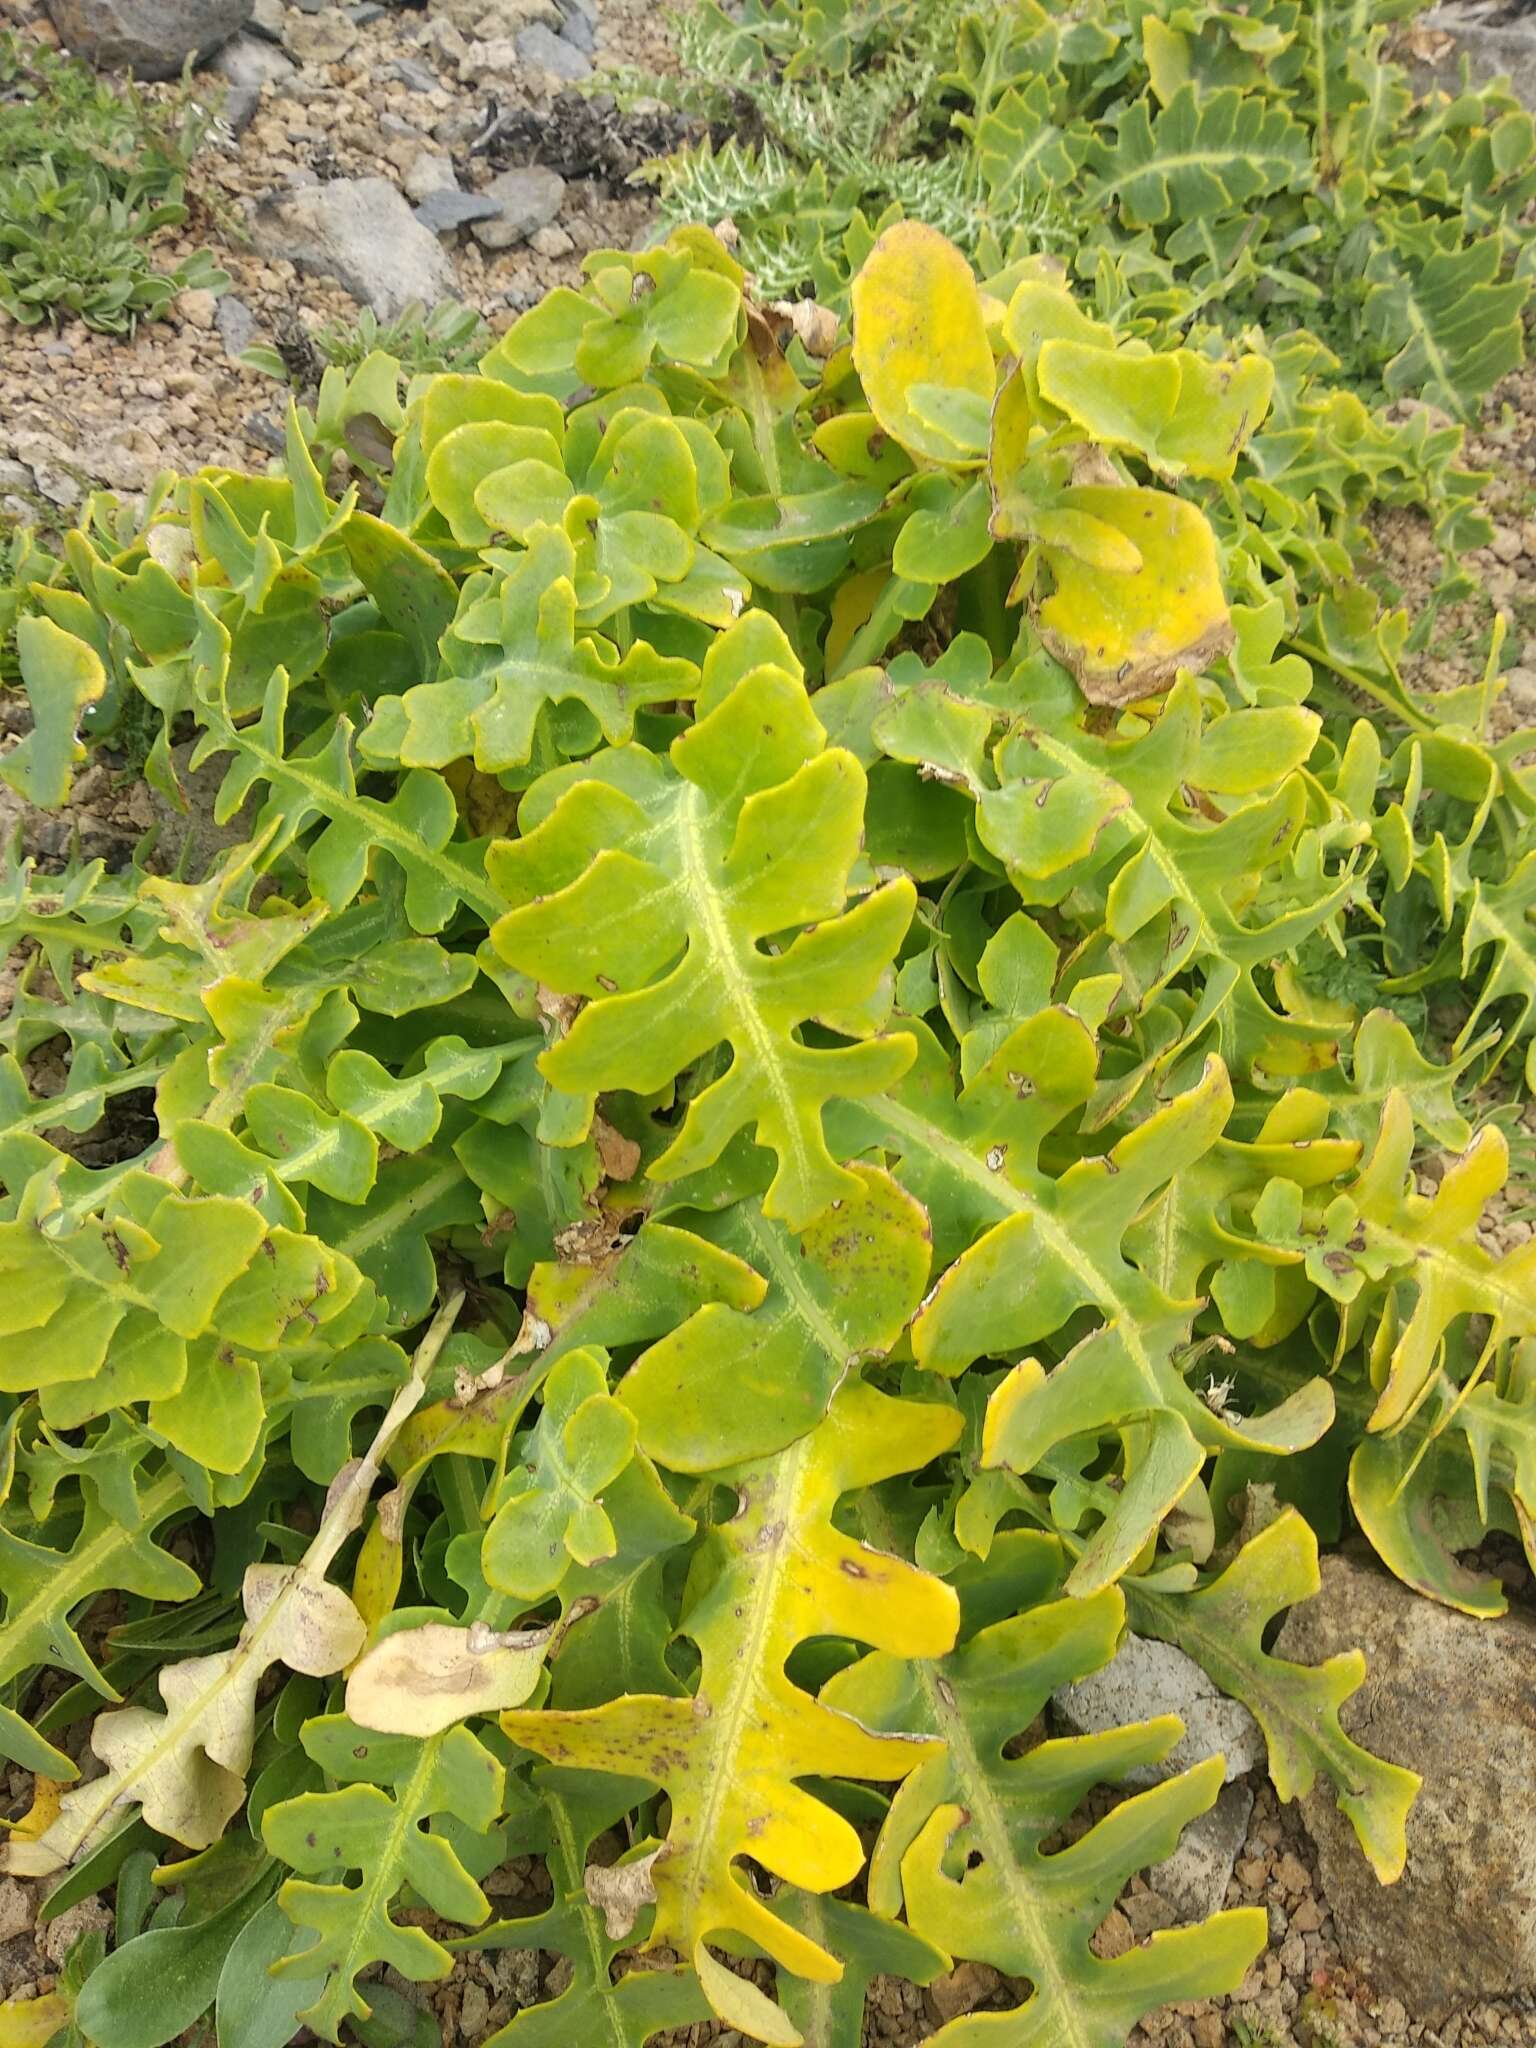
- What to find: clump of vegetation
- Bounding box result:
[0,198,1531,2043]
[243,299,495,386]
[0,29,225,333]
[628,0,1534,422]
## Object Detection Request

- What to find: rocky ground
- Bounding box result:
[0,0,685,517]
[2,1,1536,2042]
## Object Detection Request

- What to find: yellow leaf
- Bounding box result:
[851,223,997,464]
[6,1778,62,1844]
[0,1993,69,2048]
[504,1380,962,2045]
[1036,484,1232,705]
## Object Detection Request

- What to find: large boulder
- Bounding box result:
[44,0,250,78]
[1275,1550,1536,2018]
[251,178,459,320]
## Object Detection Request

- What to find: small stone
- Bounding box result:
[0,1878,32,1944]
[462,33,520,85]
[471,164,566,249]
[1148,1781,1255,1924]
[383,132,427,174]
[215,294,259,356]
[528,223,574,258]
[1291,1896,1323,1933]
[415,187,502,233]
[1489,524,1523,564]
[1121,1888,1178,1939]
[222,81,261,130]
[350,0,385,18]
[245,413,287,456]
[514,18,590,79]
[282,7,357,62]
[925,1961,1001,2022]
[44,0,250,78]
[248,0,283,37]
[403,151,458,201]
[208,29,296,88]
[391,56,440,91]
[1052,1634,1266,1786]
[1236,1856,1268,1890]
[40,1899,110,1969]
[252,176,459,317]
[459,1982,490,2039]
[177,287,219,330]
[1090,1909,1134,1961]
[1192,2017,1224,2048]
[95,425,166,493]
[1273,1851,1310,1897]
[12,429,82,509]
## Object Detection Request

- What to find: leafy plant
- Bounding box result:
[0,28,224,333]
[0,207,1530,2048]
[627,0,1533,417]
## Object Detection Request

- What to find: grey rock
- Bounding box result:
[1276,1550,1536,2018]
[222,81,260,130]
[214,293,259,356]
[282,6,357,61]
[557,6,593,53]
[245,412,288,456]
[350,1,385,20]
[1414,7,1536,105]
[252,176,459,317]
[1147,1780,1254,1925]
[471,163,566,250]
[390,56,440,90]
[514,19,590,79]
[209,28,296,85]
[44,0,250,77]
[248,0,284,37]
[1051,1634,1265,1786]
[0,459,35,495]
[403,150,458,200]
[208,34,292,128]
[415,187,501,233]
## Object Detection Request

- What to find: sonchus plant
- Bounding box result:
[0,217,1529,2047]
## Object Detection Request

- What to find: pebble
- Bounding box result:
[514,18,592,78]
[416,188,504,233]
[390,55,440,90]
[1489,524,1523,563]
[472,165,567,249]
[214,294,259,356]
[282,8,359,63]
[529,223,575,257]
[403,151,459,201]
[177,288,219,331]
[0,1879,31,1945]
